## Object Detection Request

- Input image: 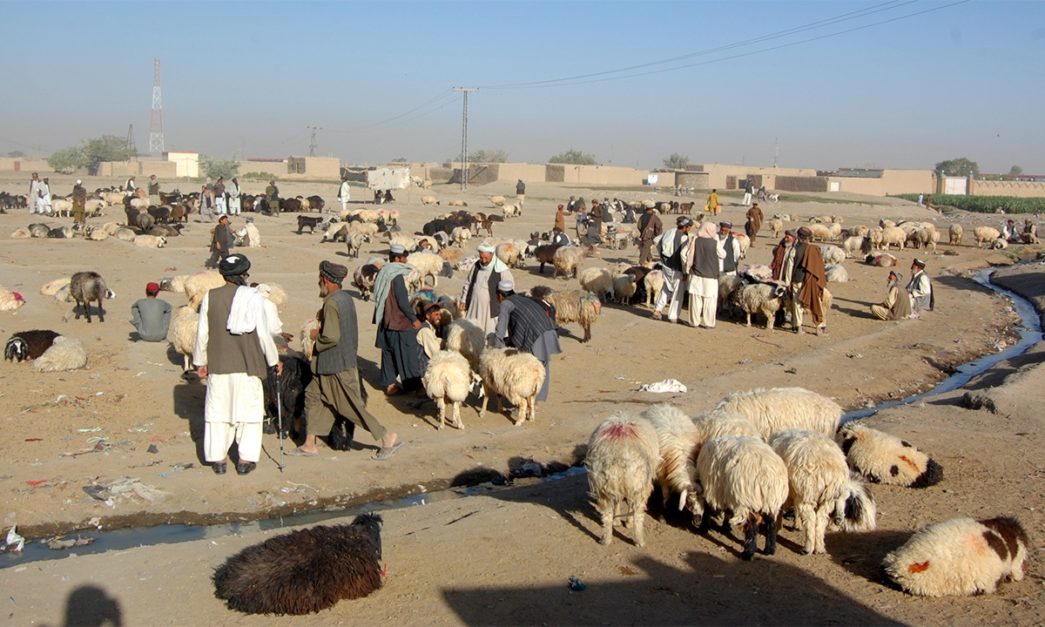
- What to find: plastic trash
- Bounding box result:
[3,526,26,554]
[568,576,587,592]
[638,378,687,394]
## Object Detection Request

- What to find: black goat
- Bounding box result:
[5,330,60,362]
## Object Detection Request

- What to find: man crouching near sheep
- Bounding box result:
[493,279,561,408]
[870,271,912,321]
[193,255,282,476]
[290,261,403,461]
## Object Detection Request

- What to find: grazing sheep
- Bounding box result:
[422,350,475,430]
[502,203,521,218]
[345,231,369,258]
[694,435,789,560]
[914,226,939,253]
[213,514,383,615]
[352,259,385,301]
[406,251,448,288]
[345,208,382,224]
[881,517,1028,597]
[4,330,60,362]
[729,282,787,329]
[640,403,700,511]
[420,195,439,206]
[612,273,637,304]
[133,234,167,248]
[768,429,850,555]
[489,195,506,207]
[948,223,964,246]
[880,226,907,250]
[585,413,660,547]
[552,245,594,279]
[543,289,602,342]
[70,271,115,323]
[477,347,545,425]
[830,471,878,533]
[643,270,664,307]
[0,287,26,311]
[445,318,485,371]
[836,423,943,488]
[32,335,87,372]
[578,267,614,302]
[167,306,199,371]
[184,270,225,311]
[709,387,842,440]
[825,264,849,283]
[842,236,870,258]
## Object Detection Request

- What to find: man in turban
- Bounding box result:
[373,244,422,396]
[459,242,513,339]
[870,270,912,321]
[292,260,402,460]
[193,255,281,475]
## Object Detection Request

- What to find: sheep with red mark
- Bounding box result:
[836,422,943,488]
[585,413,659,547]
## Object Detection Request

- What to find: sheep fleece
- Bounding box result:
[586,413,659,546]
[711,387,842,439]
[836,423,942,488]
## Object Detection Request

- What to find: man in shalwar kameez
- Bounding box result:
[459,243,514,342]
[373,244,422,396]
[193,254,281,475]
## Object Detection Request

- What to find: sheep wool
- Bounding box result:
[639,403,700,511]
[612,274,637,304]
[768,429,850,555]
[578,267,614,302]
[586,413,659,547]
[881,517,1029,597]
[184,270,225,311]
[300,318,321,361]
[422,350,474,430]
[830,471,877,533]
[406,251,446,288]
[0,287,26,312]
[825,264,849,283]
[445,318,485,372]
[10,227,31,239]
[729,283,787,330]
[167,306,199,371]
[836,423,943,488]
[40,277,72,297]
[973,226,1001,248]
[544,289,602,343]
[948,224,964,246]
[32,336,87,372]
[477,347,545,426]
[710,387,842,440]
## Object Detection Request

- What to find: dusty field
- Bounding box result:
[0,173,1042,624]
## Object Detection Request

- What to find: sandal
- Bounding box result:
[373,441,404,461]
[286,447,319,457]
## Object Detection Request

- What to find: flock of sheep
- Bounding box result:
[584,387,1028,598]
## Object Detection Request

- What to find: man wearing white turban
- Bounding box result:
[459,243,514,340]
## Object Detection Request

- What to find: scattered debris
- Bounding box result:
[638,378,687,394]
[128,422,152,433]
[83,477,169,505]
[846,353,863,359]
[784,367,798,374]
[45,536,95,551]
[147,444,159,454]
[568,576,587,592]
[2,526,25,554]
[25,479,51,488]
[76,427,103,433]
[62,440,110,457]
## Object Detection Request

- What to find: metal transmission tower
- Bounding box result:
[126,124,137,153]
[453,87,478,190]
[307,126,322,156]
[148,58,165,154]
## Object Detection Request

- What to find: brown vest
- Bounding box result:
[205,283,268,380]
[382,277,413,331]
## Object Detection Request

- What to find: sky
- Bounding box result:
[2,0,1043,173]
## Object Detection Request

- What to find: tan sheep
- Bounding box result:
[477,347,545,426]
[167,305,199,371]
[544,289,602,342]
[578,267,614,302]
[586,413,660,547]
[422,350,475,430]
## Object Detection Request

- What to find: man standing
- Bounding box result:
[265,180,280,215]
[685,221,723,328]
[37,177,52,215]
[125,176,137,193]
[745,202,764,243]
[554,204,566,233]
[493,279,561,407]
[199,184,216,222]
[227,177,241,216]
[27,172,40,214]
[653,216,693,322]
[148,175,160,207]
[718,222,742,276]
[292,261,401,460]
[214,177,227,215]
[870,271,912,321]
[637,204,663,266]
[71,179,87,227]
[770,230,796,281]
[906,259,933,318]
[784,227,828,335]
[207,214,234,268]
[706,189,720,215]
[338,176,351,213]
[515,179,526,209]
[565,195,577,213]
[193,254,281,475]
[459,243,513,338]
[373,244,422,395]
[742,181,753,207]
[131,282,172,341]
[588,200,604,243]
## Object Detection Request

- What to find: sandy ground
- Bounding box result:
[0,174,1042,624]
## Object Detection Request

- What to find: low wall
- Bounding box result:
[776,176,828,192]
[830,169,933,196]
[971,179,1045,199]
[0,158,51,173]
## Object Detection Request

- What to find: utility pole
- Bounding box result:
[307,126,322,157]
[453,87,478,190]
[126,124,136,153]
[774,137,779,168]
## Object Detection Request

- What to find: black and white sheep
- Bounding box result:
[213,513,383,615]
[585,413,660,547]
[829,471,878,533]
[70,271,116,323]
[4,330,60,362]
[836,423,943,488]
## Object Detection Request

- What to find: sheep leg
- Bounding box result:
[582,323,591,343]
[436,397,446,430]
[478,385,489,418]
[453,401,464,430]
[599,498,615,545]
[741,516,759,561]
[632,502,646,547]
[814,505,830,554]
[529,396,537,422]
[512,399,526,426]
[97,299,105,323]
[763,307,774,331]
[763,514,780,556]
[745,311,752,327]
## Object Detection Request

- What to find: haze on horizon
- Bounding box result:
[2,0,1042,174]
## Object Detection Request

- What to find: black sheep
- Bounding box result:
[213,513,384,615]
[4,330,60,362]
[264,355,312,438]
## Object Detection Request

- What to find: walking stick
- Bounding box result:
[273,368,285,473]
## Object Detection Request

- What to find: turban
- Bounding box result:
[478,243,496,253]
[719,221,733,229]
[389,243,407,255]
[319,260,348,284]
[219,254,251,277]
[912,258,926,269]
[676,216,693,227]
[76,179,82,185]
[496,279,515,293]
[797,226,813,239]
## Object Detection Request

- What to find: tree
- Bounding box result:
[47,145,84,173]
[391,157,408,163]
[200,155,240,180]
[548,149,597,165]
[934,157,979,178]
[468,149,508,163]
[662,153,690,170]
[81,135,136,175]
[1009,165,1023,176]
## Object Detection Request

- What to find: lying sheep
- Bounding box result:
[489,195,506,207]
[0,287,26,311]
[40,277,71,297]
[865,252,897,267]
[477,347,545,425]
[836,423,943,488]
[447,199,468,207]
[948,223,964,246]
[168,305,199,371]
[115,227,137,242]
[552,245,593,279]
[819,244,845,265]
[585,413,659,547]
[825,264,848,283]
[32,335,87,372]
[321,222,348,243]
[729,282,787,329]
[543,289,602,342]
[4,330,59,362]
[70,271,115,323]
[235,223,262,248]
[84,225,110,241]
[709,387,842,440]
[445,318,486,372]
[578,267,614,302]
[422,350,475,430]
[842,235,870,258]
[133,234,167,248]
[694,435,789,560]
[881,516,1028,597]
[10,227,31,239]
[420,195,439,206]
[438,247,467,269]
[768,429,850,555]
[991,238,1008,250]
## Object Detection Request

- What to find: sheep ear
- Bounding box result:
[678,489,688,511]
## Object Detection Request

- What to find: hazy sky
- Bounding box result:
[3,0,1043,173]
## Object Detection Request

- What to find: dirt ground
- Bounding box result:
[0,174,1041,624]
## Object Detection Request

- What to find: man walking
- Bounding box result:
[637,204,663,266]
[373,244,422,395]
[493,279,561,407]
[871,271,912,321]
[28,172,40,214]
[338,176,351,213]
[291,261,402,460]
[71,179,87,227]
[459,243,513,338]
[207,215,234,268]
[706,189,720,215]
[742,181,753,207]
[745,202,763,243]
[193,254,281,475]
[131,282,172,341]
[515,178,526,209]
[906,259,933,318]
[653,216,693,322]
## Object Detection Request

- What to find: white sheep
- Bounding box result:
[639,403,700,511]
[321,222,348,243]
[880,226,907,250]
[420,195,439,206]
[345,231,369,258]
[300,318,320,361]
[115,227,137,242]
[991,237,1008,250]
[914,226,939,253]
[769,218,784,239]
[494,241,524,268]
[842,235,869,258]
[829,471,878,533]
[133,234,167,248]
[10,227,31,239]
[32,335,87,372]
[643,270,664,307]
[445,318,486,372]
[40,277,71,297]
[184,270,226,311]
[825,264,849,283]
[729,282,787,330]
[450,227,471,247]
[836,422,943,488]
[948,223,964,246]
[585,413,660,547]
[84,226,110,241]
[543,289,602,342]
[101,222,124,236]
[552,245,592,279]
[349,221,381,240]
[881,517,1029,597]
[578,267,614,302]
[611,273,637,304]
[502,203,521,218]
[422,350,475,430]
[489,195,506,207]
[236,223,262,248]
[694,435,789,560]
[447,199,468,207]
[768,429,850,555]
[709,387,842,440]
[477,347,545,426]
[818,244,845,265]
[167,305,199,371]
[406,251,446,288]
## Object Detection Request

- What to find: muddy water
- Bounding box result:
[2,269,1039,568]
